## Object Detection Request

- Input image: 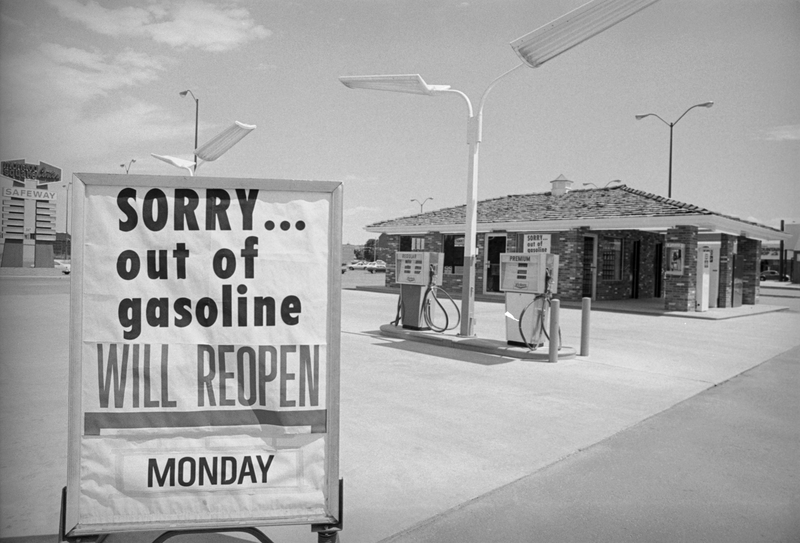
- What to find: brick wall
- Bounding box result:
[475,234,486,294]
[739,236,761,305]
[383,234,400,287]
[590,230,662,301]
[380,227,700,310]
[664,225,698,311]
[552,228,588,301]
[717,234,735,308]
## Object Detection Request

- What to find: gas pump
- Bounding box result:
[500,253,559,347]
[394,251,444,330]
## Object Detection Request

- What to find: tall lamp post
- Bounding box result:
[179,89,199,172]
[635,101,713,198]
[340,0,660,337]
[120,159,136,174]
[411,197,433,213]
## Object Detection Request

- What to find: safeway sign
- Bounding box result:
[65,173,341,535]
[2,186,57,201]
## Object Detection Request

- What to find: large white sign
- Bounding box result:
[66,174,341,535]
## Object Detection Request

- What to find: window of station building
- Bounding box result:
[442,234,464,274]
[601,238,624,280]
[399,236,425,251]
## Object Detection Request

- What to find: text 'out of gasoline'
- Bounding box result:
[116,188,304,340]
[97,188,322,416]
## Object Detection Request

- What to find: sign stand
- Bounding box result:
[311,478,344,542]
[153,527,276,543]
[59,479,344,543]
[59,487,107,543]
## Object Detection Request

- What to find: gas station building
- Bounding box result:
[367,176,790,312]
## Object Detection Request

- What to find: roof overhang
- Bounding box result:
[366,214,791,242]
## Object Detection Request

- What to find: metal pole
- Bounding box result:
[779,220,785,280]
[193,98,199,173]
[580,297,591,356]
[453,63,524,337]
[548,299,560,363]
[460,115,480,337]
[65,182,70,237]
[668,122,674,198]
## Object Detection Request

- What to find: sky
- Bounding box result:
[1,0,798,245]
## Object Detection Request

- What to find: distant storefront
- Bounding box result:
[0,159,62,268]
[762,223,800,282]
[366,176,791,312]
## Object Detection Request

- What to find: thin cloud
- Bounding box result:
[755,124,800,142]
[345,205,382,218]
[11,43,168,104]
[1,12,28,28]
[46,0,271,52]
[0,41,182,166]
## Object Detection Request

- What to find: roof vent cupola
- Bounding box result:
[550,174,573,196]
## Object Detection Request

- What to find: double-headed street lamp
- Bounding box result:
[411,197,433,213]
[340,0,661,337]
[120,159,136,174]
[635,101,714,199]
[583,179,621,188]
[179,89,199,172]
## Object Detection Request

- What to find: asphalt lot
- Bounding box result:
[1,273,798,543]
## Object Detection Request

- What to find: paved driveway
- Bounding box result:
[1,277,799,542]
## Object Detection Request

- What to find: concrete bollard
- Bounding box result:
[549,299,560,363]
[581,297,591,356]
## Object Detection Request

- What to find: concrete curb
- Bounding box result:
[378,324,577,361]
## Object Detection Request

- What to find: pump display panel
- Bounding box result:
[395,251,443,286]
[499,253,559,294]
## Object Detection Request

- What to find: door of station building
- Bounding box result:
[582,235,597,299]
[484,234,506,294]
[654,242,663,297]
[631,240,641,299]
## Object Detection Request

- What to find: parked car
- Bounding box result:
[54,260,71,275]
[760,269,789,281]
[366,261,387,273]
[348,261,368,270]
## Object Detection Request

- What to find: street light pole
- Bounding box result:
[635,101,713,198]
[61,179,72,257]
[120,159,136,174]
[340,0,661,337]
[179,90,199,172]
[411,197,433,213]
[454,63,525,337]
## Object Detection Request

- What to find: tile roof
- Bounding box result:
[367,185,775,232]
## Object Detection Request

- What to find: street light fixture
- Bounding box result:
[179,89,199,172]
[635,101,714,198]
[411,197,433,213]
[120,159,136,174]
[583,179,621,188]
[340,0,661,337]
[152,121,256,176]
[510,0,662,68]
